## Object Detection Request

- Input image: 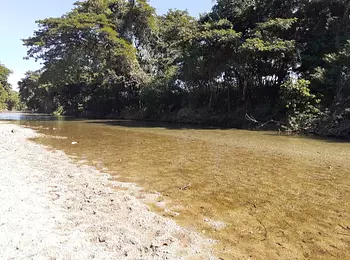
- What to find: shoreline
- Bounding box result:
[0,123,216,259]
[2,111,349,141]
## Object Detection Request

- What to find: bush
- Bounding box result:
[280,79,321,132]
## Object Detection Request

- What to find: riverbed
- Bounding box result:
[1,113,350,259]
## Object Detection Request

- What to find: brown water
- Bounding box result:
[10,115,350,259]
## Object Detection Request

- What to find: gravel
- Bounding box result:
[0,123,216,260]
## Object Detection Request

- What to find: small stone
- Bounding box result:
[98,237,106,243]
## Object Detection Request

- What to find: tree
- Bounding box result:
[18,71,54,112]
[311,41,350,137]
[20,0,350,137]
[139,10,198,116]
[0,63,21,111]
[23,0,157,115]
[0,64,11,110]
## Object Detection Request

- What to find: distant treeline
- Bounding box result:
[18,0,350,138]
[0,63,22,111]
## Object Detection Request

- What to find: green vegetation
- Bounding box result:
[0,63,22,111]
[19,0,350,138]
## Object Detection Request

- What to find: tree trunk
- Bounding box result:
[227,85,231,113]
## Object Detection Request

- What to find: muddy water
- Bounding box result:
[7,115,350,259]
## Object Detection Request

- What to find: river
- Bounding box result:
[1,112,349,259]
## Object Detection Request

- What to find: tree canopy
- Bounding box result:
[19,0,350,138]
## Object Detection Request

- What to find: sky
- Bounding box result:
[0,0,214,90]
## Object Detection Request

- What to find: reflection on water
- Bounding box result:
[0,112,62,121]
[2,113,349,260]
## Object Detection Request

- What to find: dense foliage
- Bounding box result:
[0,63,22,111]
[20,0,350,138]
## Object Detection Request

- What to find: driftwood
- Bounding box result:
[179,183,192,191]
[245,113,280,129]
[316,119,350,138]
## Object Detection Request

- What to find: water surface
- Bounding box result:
[0,112,62,121]
[2,112,349,259]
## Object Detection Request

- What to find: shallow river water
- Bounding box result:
[2,112,349,259]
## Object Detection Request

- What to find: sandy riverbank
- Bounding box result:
[0,123,215,259]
